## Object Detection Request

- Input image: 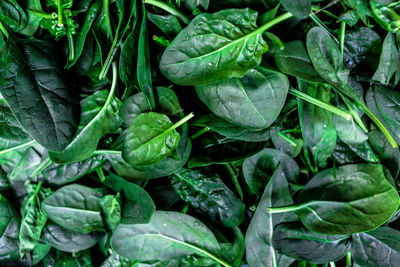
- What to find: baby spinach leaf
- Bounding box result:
[372,33,400,86]
[102,173,155,224]
[147,12,183,37]
[242,148,299,195]
[112,211,228,265]
[298,82,337,169]
[274,40,324,83]
[0,195,20,261]
[42,184,106,234]
[273,222,351,264]
[0,39,80,151]
[119,30,138,93]
[352,227,400,267]
[193,114,271,142]
[49,82,120,163]
[100,194,122,232]
[122,112,181,166]
[269,164,400,235]
[195,68,289,129]
[32,242,51,265]
[245,166,295,267]
[280,0,311,19]
[171,168,245,227]
[42,222,101,253]
[160,8,291,85]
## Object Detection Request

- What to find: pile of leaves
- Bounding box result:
[1,0,400,266]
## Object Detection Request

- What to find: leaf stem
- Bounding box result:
[103,0,114,39]
[143,0,190,25]
[224,163,243,201]
[255,12,293,35]
[30,157,52,182]
[346,250,352,266]
[339,21,346,63]
[290,88,352,120]
[339,93,368,133]
[57,0,64,26]
[96,167,106,183]
[267,201,331,213]
[277,131,297,147]
[0,140,37,156]
[190,127,210,139]
[165,112,195,135]
[330,262,336,267]
[66,27,75,61]
[28,10,57,20]
[0,20,9,39]
[181,204,189,213]
[359,102,398,148]
[93,149,122,155]
[31,181,43,202]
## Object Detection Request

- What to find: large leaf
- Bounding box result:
[0,39,80,151]
[245,167,295,267]
[0,194,20,261]
[270,164,399,235]
[112,211,226,264]
[273,222,350,264]
[352,227,400,267]
[195,68,289,129]
[160,8,269,85]
[298,81,337,168]
[122,112,180,166]
[42,184,106,233]
[242,148,299,195]
[280,0,311,19]
[42,222,101,253]
[102,173,155,224]
[372,33,400,86]
[49,88,120,163]
[274,40,324,83]
[171,168,245,227]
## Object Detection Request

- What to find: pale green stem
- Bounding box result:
[93,149,122,155]
[0,140,37,156]
[164,112,195,135]
[103,0,114,39]
[30,157,52,182]
[277,131,297,147]
[267,201,332,213]
[330,262,336,267]
[57,0,63,26]
[28,10,57,19]
[224,163,243,201]
[190,127,210,139]
[96,167,106,183]
[340,21,346,62]
[0,20,9,39]
[67,27,75,61]
[346,250,352,266]
[339,93,368,133]
[143,0,190,24]
[290,88,352,120]
[181,204,189,213]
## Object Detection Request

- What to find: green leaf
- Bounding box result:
[122,112,181,166]
[242,148,299,195]
[156,87,183,116]
[193,114,271,142]
[49,86,120,163]
[245,166,295,267]
[42,222,101,253]
[119,30,138,93]
[42,184,106,233]
[119,92,151,126]
[32,242,51,265]
[195,68,289,129]
[19,183,48,256]
[67,1,102,68]
[269,164,400,235]
[372,33,400,86]
[0,39,80,151]
[100,194,121,232]
[366,85,400,144]
[137,4,156,110]
[274,40,324,83]
[43,154,106,186]
[298,82,337,169]
[102,173,155,224]
[306,27,355,99]
[280,0,311,19]
[147,12,183,37]
[273,222,350,264]
[160,8,275,85]
[112,211,229,266]
[171,168,245,227]
[334,102,367,146]
[0,194,20,261]
[352,227,400,267]
[369,129,400,178]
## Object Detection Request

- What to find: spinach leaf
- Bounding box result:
[195,68,289,129]
[160,8,291,85]
[269,164,400,235]
[0,195,20,261]
[42,184,106,233]
[171,168,245,227]
[280,0,311,19]
[0,39,80,151]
